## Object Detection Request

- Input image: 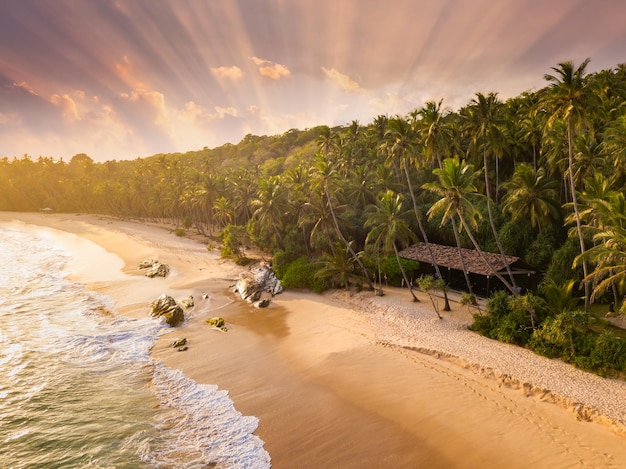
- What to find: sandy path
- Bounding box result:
[3,212,626,468]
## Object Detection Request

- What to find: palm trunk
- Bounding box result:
[457,210,517,295]
[324,183,374,291]
[393,243,419,302]
[451,216,473,294]
[567,117,590,311]
[483,144,518,291]
[403,159,450,310]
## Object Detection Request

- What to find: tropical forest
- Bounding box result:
[3,59,626,375]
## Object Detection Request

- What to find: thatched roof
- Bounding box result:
[399,243,536,277]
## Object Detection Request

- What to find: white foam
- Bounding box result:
[148,364,271,469]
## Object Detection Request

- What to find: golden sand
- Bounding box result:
[3,212,626,468]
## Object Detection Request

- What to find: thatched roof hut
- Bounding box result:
[399,243,539,294]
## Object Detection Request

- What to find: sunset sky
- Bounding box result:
[2,0,626,162]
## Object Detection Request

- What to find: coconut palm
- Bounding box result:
[464,92,518,290]
[311,153,374,290]
[424,157,518,295]
[251,176,288,248]
[575,193,626,305]
[543,58,592,310]
[501,163,560,233]
[365,190,420,303]
[384,115,451,309]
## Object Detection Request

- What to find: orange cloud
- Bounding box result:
[210,65,244,81]
[50,94,80,122]
[250,56,291,80]
[322,67,365,93]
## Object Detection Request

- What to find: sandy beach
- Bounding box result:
[3,212,626,468]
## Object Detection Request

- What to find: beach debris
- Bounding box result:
[180,295,194,309]
[172,337,187,348]
[150,294,185,327]
[206,317,227,331]
[234,262,282,307]
[138,259,171,278]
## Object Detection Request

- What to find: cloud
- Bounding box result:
[214,106,237,118]
[120,89,168,126]
[250,56,291,80]
[322,67,365,93]
[0,112,21,125]
[210,65,244,81]
[50,93,80,121]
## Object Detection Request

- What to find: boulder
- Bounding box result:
[146,262,170,278]
[254,297,271,308]
[180,295,194,308]
[138,258,157,269]
[138,259,170,278]
[234,263,283,305]
[150,294,184,327]
[206,317,227,331]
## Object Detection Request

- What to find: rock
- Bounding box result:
[254,298,271,308]
[177,345,188,352]
[172,338,187,348]
[145,262,170,278]
[180,295,194,308]
[206,317,227,331]
[150,294,184,327]
[234,263,283,305]
[138,258,157,269]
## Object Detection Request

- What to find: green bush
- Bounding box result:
[590,330,626,372]
[174,228,186,237]
[280,257,330,293]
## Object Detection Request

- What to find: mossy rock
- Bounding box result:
[206,317,227,331]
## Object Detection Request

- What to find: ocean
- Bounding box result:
[0,224,270,468]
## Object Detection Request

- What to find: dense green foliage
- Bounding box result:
[2,59,626,319]
[471,290,626,375]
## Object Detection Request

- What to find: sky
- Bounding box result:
[1,0,626,163]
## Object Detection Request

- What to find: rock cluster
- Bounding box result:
[150,293,193,327]
[234,263,283,308]
[138,258,170,278]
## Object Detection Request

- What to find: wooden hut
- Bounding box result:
[399,243,539,296]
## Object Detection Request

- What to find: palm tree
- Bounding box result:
[383,115,452,308]
[501,163,561,233]
[424,157,518,295]
[251,176,288,248]
[311,153,375,290]
[543,58,592,310]
[465,92,518,290]
[365,190,420,302]
[575,193,626,306]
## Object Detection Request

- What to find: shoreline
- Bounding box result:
[3,212,626,467]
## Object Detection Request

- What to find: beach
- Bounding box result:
[3,212,626,468]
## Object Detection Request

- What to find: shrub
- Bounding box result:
[281,257,330,293]
[174,228,186,237]
[590,330,626,373]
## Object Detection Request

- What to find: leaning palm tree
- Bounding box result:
[311,153,375,290]
[424,157,518,295]
[365,190,420,303]
[384,115,451,309]
[465,92,518,290]
[543,58,592,310]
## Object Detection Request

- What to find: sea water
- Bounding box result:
[0,224,270,468]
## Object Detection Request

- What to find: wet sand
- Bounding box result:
[3,212,626,468]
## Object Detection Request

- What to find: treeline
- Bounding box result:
[2,59,626,372]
